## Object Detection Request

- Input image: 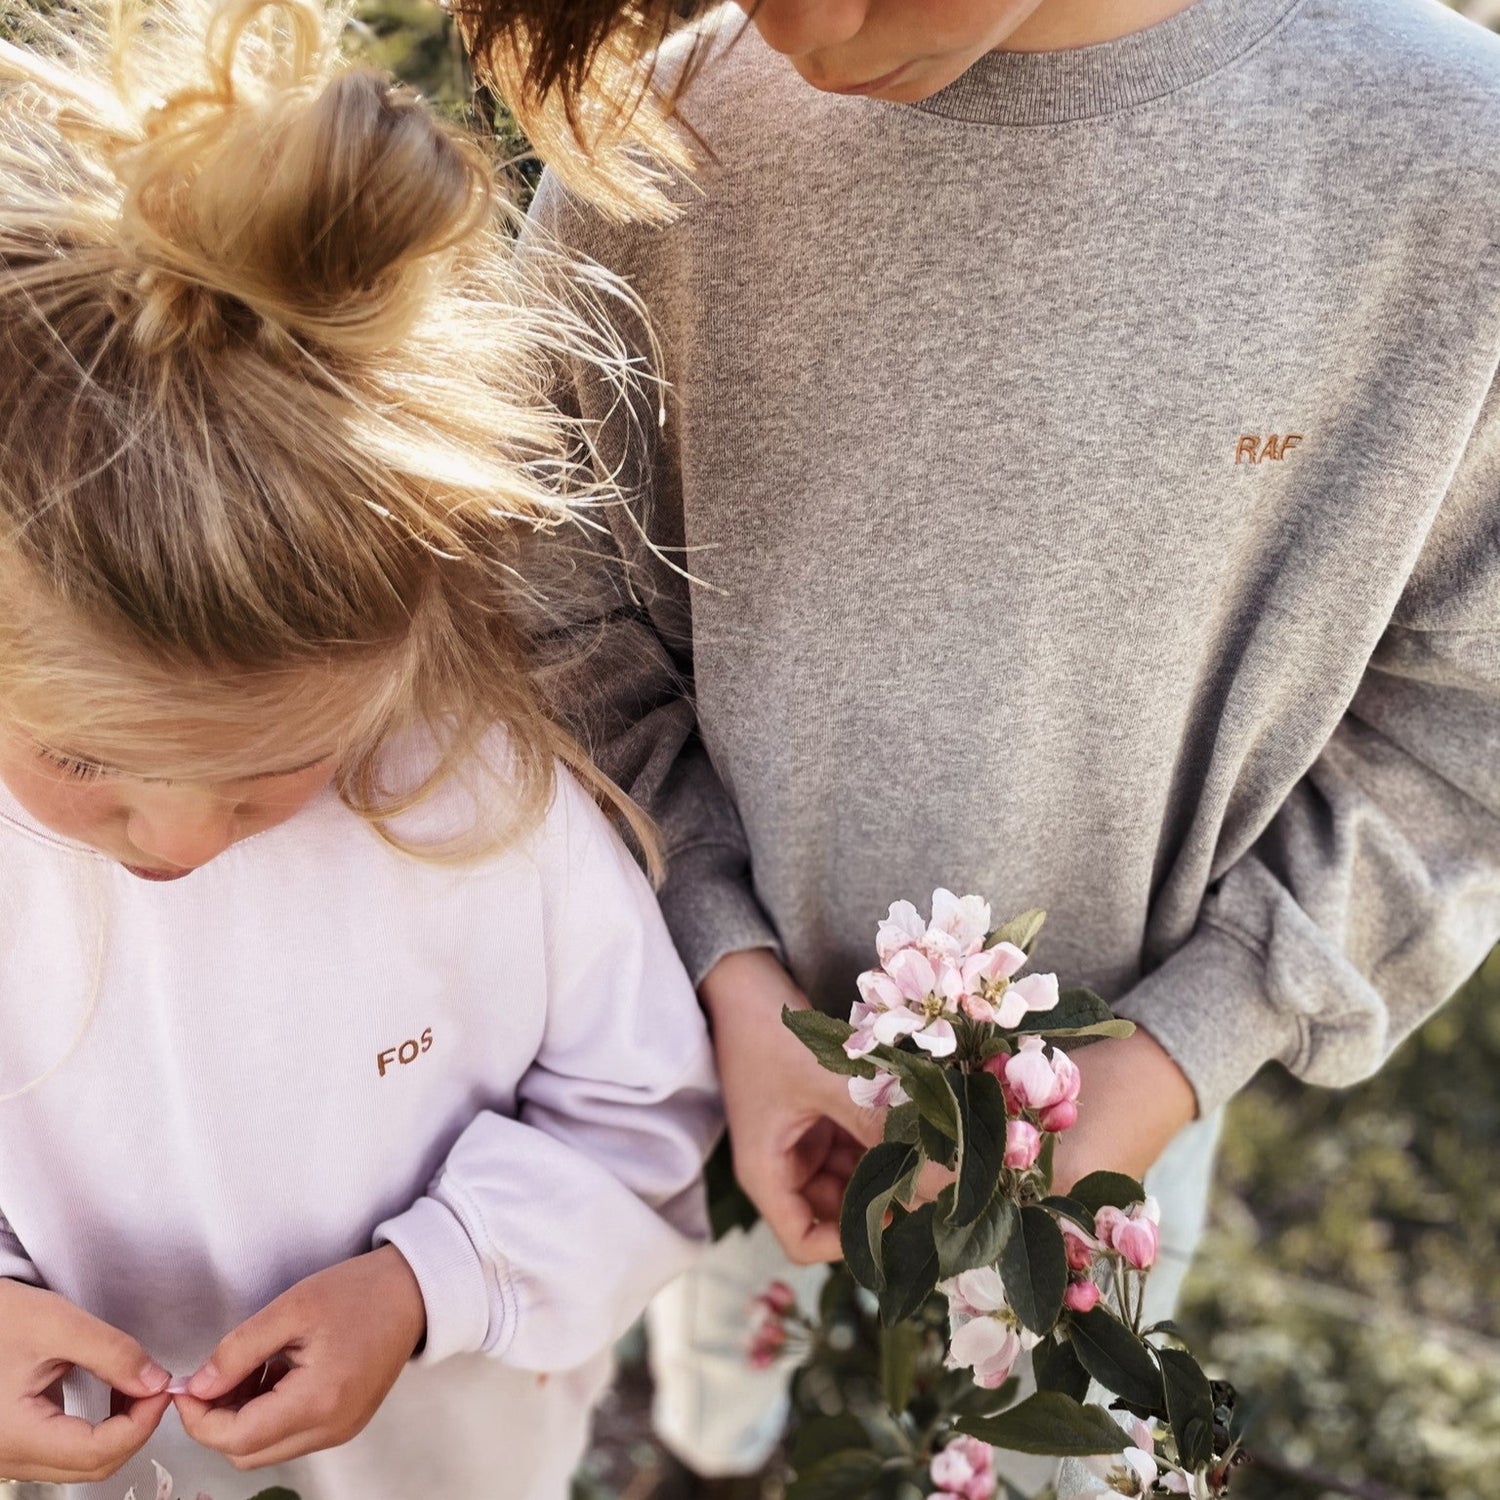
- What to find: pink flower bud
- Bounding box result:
[1064,1279,1102,1312]
[761,1280,796,1315]
[930,1445,976,1491]
[1063,1227,1096,1272]
[1113,1217,1160,1270]
[981,1052,1007,1081]
[1040,1099,1079,1132]
[747,1318,787,1368]
[1003,1038,1059,1110]
[1003,1119,1041,1169]
[1094,1199,1162,1270]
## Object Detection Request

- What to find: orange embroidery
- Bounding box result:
[377,1027,434,1077]
[1236,433,1303,464]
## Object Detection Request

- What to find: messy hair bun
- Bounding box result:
[0,0,659,867]
[115,0,491,355]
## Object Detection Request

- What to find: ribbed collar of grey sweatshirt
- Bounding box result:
[916,0,1300,124]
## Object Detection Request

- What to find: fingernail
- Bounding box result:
[141,1362,171,1393]
[187,1363,220,1399]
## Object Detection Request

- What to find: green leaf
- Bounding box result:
[789,1415,871,1473]
[952,1070,1009,1225]
[878,1201,941,1326]
[947,1374,1020,1418]
[1026,1018,1137,1041]
[1158,1346,1215,1470]
[839,1142,918,1291]
[1032,1333,1092,1403]
[1040,1196,1097,1238]
[882,1102,921,1145]
[1037,1126,1056,1188]
[783,1007,875,1077]
[877,1049,961,1140]
[1012,986,1115,1035]
[918,1111,954,1165]
[1068,1170,1148,1215]
[246,1491,302,1500]
[987,909,1047,955]
[998,1205,1068,1336]
[935,1185,1017,1278]
[785,1449,887,1500]
[880,1317,923,1413]
[1068,1307,1166,1411]
[956,1392,1133,1455]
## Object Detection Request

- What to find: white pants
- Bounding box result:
[647,1112,1223,1483]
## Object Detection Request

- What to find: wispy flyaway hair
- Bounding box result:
[0,0,659,867]
[456,0,715,221]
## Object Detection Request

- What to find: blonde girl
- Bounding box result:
[0,1,718,1496]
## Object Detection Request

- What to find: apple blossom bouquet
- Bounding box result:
[123,1462,297,1500]
[777,891,1247,1499]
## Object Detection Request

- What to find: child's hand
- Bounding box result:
[0,1278,173,1483]
[1052,1026,1199,1194]
[173,1246,425,1470]
[701,949,885,1264]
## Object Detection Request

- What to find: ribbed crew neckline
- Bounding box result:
[911,0,1305,125]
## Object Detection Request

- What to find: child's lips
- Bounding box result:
[123,863,192,881]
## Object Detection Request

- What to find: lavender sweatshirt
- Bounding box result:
[0,753,719,1500]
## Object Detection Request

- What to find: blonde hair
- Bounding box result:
[0,0,660,871]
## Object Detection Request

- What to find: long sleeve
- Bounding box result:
[374,771,722,1372]
[525,170,782,985]
[1118,381,1500,1116]
[0,1208,40,1285]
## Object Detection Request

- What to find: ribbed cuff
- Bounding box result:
[1113,924,1301,1117]
[658,842,783,987]
[374,1196,493,1366]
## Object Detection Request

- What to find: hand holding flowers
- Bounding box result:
[701,948,886,1263]
[776,891,1247,1499]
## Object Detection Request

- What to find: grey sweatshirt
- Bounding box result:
[532,0,1500,1117]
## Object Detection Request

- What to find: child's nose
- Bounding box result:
[126,798,238,872]
[750,0,869,58]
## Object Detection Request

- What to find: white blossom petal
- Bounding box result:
[913,1018,957,1056]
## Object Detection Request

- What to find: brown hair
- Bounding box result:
[457,0,717,221]
[0,0,659,869]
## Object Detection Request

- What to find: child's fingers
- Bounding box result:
[9,1393,171,1484]
[801,1170,848,1223]
[43,1298,171,1400]
[762,1186,844,1264]
[186,1295,302,1401]
[175,1363,322,1465]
